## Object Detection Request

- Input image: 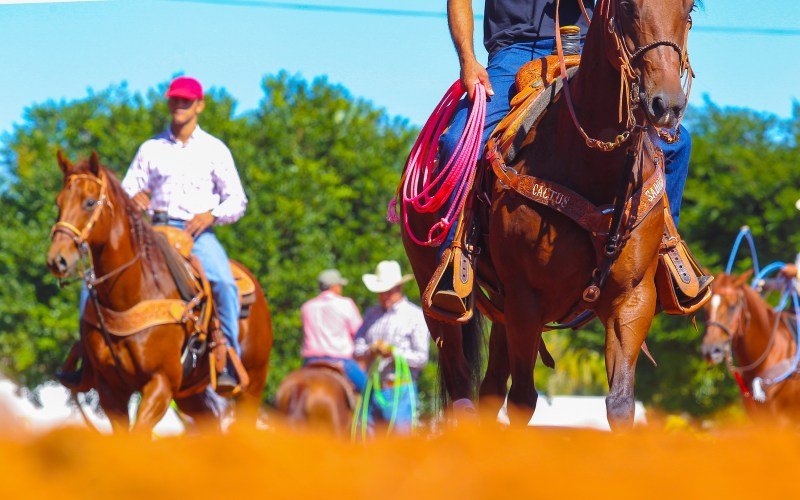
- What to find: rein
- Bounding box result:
[554,0,693,151]
[51,171,139,387]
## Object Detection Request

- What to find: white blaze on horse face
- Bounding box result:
[709,294,722,322]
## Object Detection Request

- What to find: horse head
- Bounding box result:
[701,271,754,364]
[47,150,114,278]
[599,0,695,129]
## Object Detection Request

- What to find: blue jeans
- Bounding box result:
[171,221,242,357]
[372,382,418,435]
[81,221,242,356]
[438,39,692,253]
[303,356,367,393]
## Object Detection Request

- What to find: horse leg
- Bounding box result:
[432,319,477,415]
[96,380,131,433]
[175,388,228,433]
[479,323,510,417]
[503,292,542,426]
[131,373,174,434]
[598,285,657,430]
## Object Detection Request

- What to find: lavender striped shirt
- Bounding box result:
[121,126,247,225]
[354,297,430,381]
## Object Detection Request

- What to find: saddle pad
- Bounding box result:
[492,64,580,165]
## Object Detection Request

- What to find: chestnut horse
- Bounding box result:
[402,0,695,428]
[702,272,800,425]
[275,366,354,437]
[46,152,273,433]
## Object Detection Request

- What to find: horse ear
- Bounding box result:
[88,151,101,176]
[56,149,73,175]
[735,269,755,287]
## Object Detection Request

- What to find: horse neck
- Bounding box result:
[90,198,169,310]
[735,286,780,375]
[553,10,644,201]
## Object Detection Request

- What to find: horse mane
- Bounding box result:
[75,160,167,292]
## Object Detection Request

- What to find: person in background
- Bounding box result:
[354,260,430,433]
[301,269,367,392]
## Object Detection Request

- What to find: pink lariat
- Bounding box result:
[387,81,487,247]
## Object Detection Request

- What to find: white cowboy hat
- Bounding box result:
[362,260,413,293]
[795,198,800,211]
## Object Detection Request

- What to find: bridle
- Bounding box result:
[50,171,140,287]
[50,169,140,386]
[554,0,694,152]
[706,286,781,375]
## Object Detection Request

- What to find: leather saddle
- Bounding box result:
[303,361,358,410]
[425,53,712,325]
[152,225,257,318]
[151,225,252,396]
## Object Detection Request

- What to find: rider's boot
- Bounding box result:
[56,341,92,392]
[215,364,239,394]
[656,199,714,314]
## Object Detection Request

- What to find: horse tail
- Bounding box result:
[437,308,485,410]
[463,308,485,396]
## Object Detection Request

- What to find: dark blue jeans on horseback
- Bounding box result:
[437,38,692,255]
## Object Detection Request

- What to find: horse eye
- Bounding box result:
[84,198,97,210]
[619,0,635,16]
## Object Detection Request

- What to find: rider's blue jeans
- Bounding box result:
[303,356,367,393]
[79,220,242,356]
[372,382,418,435]
[438,39,691,254]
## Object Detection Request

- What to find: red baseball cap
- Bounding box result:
[165,76,203,100]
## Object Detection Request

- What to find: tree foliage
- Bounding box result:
[1,77,798,417]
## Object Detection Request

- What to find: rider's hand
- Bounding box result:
[371,340,394,358]
[780,263,798,279]
[185,211,215,238]
[131,190,151,212]
[460,58,494,100]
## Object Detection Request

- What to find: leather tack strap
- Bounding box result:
[83,299,188,336]
[487,140,664,236]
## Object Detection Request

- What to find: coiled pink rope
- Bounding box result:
[388,81,487,247]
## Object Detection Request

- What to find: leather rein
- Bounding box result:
[50,172,141,288]
[707,287,784,376]
[51,171,140,383]
[486,0,693,328]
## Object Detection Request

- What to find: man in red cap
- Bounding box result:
[62,76,249,393]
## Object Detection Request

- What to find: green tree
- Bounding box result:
[0,74,430,402]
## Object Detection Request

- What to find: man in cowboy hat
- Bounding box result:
[354,260,430,433]
[778,200,800,292]
[301,269,367,392]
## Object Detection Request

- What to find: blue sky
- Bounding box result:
[0,0,798,138]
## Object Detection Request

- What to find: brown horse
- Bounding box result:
[403,0,695,428]
[275,366,355,437]
[702,272,800,425]
[46,152,273,433]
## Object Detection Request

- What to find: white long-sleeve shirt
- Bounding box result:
[121,125,247,225]
[354,297,430,382]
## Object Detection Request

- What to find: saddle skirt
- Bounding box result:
[152,225,257,314]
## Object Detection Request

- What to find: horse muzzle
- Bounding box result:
[642,90,686,129]
[46,242,80,278]
[701,342,727,365]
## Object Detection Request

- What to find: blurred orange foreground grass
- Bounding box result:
[0,417,797,499]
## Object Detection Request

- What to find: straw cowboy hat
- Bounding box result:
[362,260,414,293]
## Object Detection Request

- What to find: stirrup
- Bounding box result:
[211,345,250,396]
[423,245,475,324]
[655,199,713,315]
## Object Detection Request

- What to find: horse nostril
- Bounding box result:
[651,95,666,118]
[57,255,68,273]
